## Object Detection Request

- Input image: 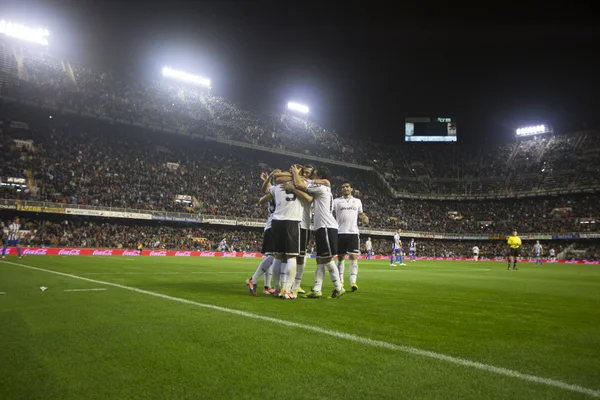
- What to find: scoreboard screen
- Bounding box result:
[405,117,457,142]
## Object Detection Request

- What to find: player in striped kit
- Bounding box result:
[2,217,22,260]
[409,238,417,262]
[390,230,406,266]
[533,241,543,266]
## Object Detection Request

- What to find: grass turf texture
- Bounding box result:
[1,257,599,400]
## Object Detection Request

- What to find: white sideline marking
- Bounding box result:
[3,261,599,398]
[64,288,107,292]
[81,271,243,275]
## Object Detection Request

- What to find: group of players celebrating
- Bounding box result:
[245,164,368,300]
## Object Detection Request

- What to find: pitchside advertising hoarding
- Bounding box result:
[2,248,598,263]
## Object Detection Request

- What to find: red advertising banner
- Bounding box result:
[1,248,598,264]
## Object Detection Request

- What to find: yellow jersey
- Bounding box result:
[507,236,522,249]
[138,244,143,250]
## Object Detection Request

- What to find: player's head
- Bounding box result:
[368,237,371,241]
[536,240,540,244]
[512,230,518,236]
[314,166,331,180]
[341,182,353,196]
[397,229,401,234]
[302,164,315,178]
[411,238,415,242]
[13,216,19,223]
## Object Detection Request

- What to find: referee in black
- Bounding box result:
[507,230,522,270]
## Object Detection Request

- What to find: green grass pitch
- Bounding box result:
[1,256,599,400]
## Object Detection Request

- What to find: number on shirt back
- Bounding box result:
[284,190,297,202]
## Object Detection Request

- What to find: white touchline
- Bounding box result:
[80,271,244,275]
[3,261,599,398]
[64,288,107,292]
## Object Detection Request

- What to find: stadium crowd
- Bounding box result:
[4,217,597,260]
[0,38,598,237]
[1,39,599,196]
[1,106,599,234]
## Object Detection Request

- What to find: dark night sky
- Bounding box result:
[4,0,600,145]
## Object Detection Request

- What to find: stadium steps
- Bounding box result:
[558,243,576,260]
[25,169,38,195]
[63,61,78,87]
[15,50,28,82]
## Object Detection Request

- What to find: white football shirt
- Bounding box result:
[305,181,338,229]
[300,199,312,230]
[472,246,479,254]
[265,197,276,231]
[7,223,20,241]
[549,249,555,256]
[365,239,372,250]
[333,196,363,234]
[269,184,303,222]
[393,233,401,249]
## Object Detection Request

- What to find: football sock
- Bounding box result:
[507,260,511,269]
[390,255,394,265]
[350,259,358,285]
[264,265,272,288]
[251,255,274,285]
[313,264,325,292]
[1,247,6,257]
[17,247,21,257]
[284,257,297,292]
[337,259,345,284]
[272,258,283,290]
[325,260,342,291]
[292,258,305,291]
[513,261,518,269]
[398,254,403,264]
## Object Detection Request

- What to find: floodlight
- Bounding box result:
[0,20,49,45]
[161,67,211,88]
[515,124,551,136]
[287,102,309,114]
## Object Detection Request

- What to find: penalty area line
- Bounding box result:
[3,260,599,399]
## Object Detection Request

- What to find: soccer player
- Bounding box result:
[391,230,405,266]
[247,188,277,296]
[219,238,227,256]
[267,179,307,299]
[365,237,373,260]
[291,165,345,299]
[409,238,417,262]
[333,182,368,292]
[2,217,22,260]
[549,248,556,262]
[137,243,143,255]
[472,245,479,262]
[507,230,522,270]
[533,240,543,266]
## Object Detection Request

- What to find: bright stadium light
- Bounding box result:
[287,101,309,114]
[516,124,551,136]
[161,67,211,88]
[0,20,50,45]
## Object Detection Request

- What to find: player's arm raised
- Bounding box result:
[261,169,280,194]
[258,192,274,205]
[291,165,308,190]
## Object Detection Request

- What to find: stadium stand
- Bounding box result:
[0,37,598,244]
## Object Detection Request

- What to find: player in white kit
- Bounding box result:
[333,182,368,292]
[472,246,479,262]
[291,165,345,299]
[549,248,556,262]
[247,174,278,296]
